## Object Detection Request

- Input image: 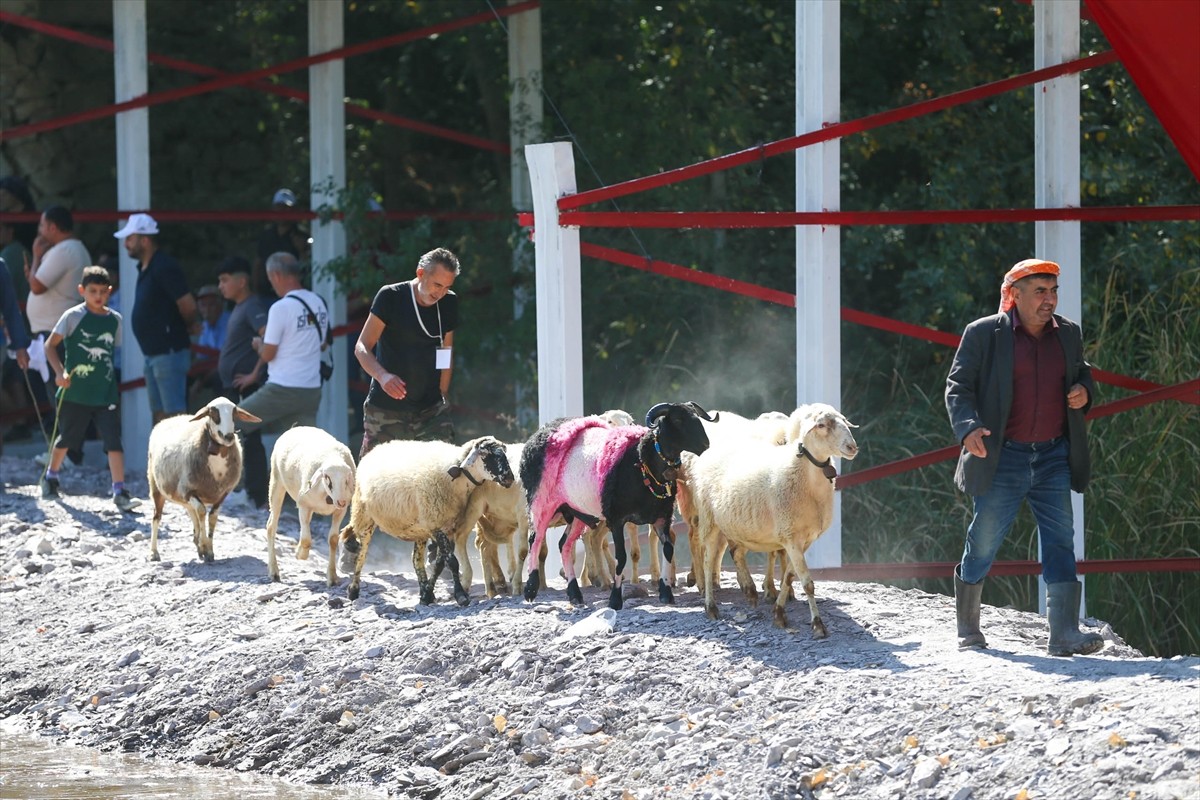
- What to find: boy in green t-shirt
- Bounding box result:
[40,266,139,511]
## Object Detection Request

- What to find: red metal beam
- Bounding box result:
[0,1,539,143]
[560,51,1119,211]
[0,10,508,153]
[811,557,1200,581]
[558,205,1200,228]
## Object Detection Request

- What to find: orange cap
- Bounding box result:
[999,258,1060,312]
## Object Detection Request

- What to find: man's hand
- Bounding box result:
[232,367,260,390]
[55,371,71,389]
[1066,383,1089,410]
[15,349,29,370]
[963,427,991,458]
[31,235,48,266]
[379,372,406,400]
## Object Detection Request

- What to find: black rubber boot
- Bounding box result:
[954,566,987,649]
[1046,580,1104,657]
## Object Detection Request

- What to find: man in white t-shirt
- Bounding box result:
[234,252,328,506]
[26,206,90,336]
[24,206,91,448]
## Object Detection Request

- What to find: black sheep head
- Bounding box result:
[643,401,714,464]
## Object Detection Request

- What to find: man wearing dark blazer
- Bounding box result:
[946,259,1104,657]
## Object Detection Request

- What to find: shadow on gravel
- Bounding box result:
[179,554,273,582]
[978,649,1199,682]
[59,501,143,537]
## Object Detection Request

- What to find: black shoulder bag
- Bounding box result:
[289,294,334,383]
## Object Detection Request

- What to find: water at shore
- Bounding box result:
[0,730,383,800]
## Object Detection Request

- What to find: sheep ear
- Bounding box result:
[234,408,262,424]
[189,408,210,422]
[447,465,463,479]
[304,470,325,496]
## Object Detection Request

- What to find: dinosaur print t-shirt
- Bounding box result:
[50,303,123,407]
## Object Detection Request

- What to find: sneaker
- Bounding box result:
[40,477,60,499]
[113,490,140,512]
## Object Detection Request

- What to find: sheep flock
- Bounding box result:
[145,398,858,637]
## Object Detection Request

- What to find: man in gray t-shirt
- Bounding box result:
[217,257,270,392]
[215,256,270,507]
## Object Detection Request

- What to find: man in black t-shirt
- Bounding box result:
[353,247,460,458]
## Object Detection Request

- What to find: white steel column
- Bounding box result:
[525,143,583,424]
[309,0,348,442]
[114,0,151,470]
[509,0,543,427]
[795,0,842,568]
[508,0,543,212]
[1035,0,1085,614]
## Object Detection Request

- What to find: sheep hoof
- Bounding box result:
[149,552,160,562]
[686,571,696,588]
[704,603,719,620]
[772,607,789,629]
[657,579,675,605]
[494,582,509,596]
[811,618,828,639]
[608,587,623,611]
[743,587,759,607]
[296,544,311,561]
[454,589,470,607]
[566,579,585,607]
[523,571,540,602]
[270,572,281,583]
[348,584,360,602]
[419,587,436,606]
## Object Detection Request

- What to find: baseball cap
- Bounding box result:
[113,213,159,238]
[196,284,220,299]
[272,188,296,207]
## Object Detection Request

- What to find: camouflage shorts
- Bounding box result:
[360,401,455,459]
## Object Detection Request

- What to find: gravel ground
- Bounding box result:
[1,454,1198,800]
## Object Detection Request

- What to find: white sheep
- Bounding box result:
[147,397,261,563]
[677,403,858,636]
[451,441,528,597]
[342,436,514,605]
[263,426,355,585]
[688,408,793,594]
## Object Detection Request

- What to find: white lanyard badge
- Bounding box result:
[410,280,451,369]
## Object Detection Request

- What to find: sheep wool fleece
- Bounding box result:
[531,417,646,525]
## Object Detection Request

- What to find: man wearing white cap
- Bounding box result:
[114,213,196,423]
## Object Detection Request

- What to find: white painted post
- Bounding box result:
[113,0,151,470]
[509,0,543,428]
[509,0,543,213]
[524,143,583,424]
[309,0,348,443]
[795,0,842,568]
[1035,0,1085,614]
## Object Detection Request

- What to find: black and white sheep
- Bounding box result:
[519,401,715,609]
[264,426,355,585]
[147,397,261,563]
[341,436,514,605]
[677,403,858,636]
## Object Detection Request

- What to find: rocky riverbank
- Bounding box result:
[1,454,1197,800]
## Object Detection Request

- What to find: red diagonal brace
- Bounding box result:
[0,10,508,153]
[0,1,539,143]
[560,51,1119,211]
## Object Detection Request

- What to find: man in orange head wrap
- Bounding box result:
[945,258,1103,657]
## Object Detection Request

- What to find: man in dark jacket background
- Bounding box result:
[945,258,1103,657]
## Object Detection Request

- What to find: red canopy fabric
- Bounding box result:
[1085,0,1200,183]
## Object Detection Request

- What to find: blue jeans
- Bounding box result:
[959,437,1077,585]
[144,348,190,415]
